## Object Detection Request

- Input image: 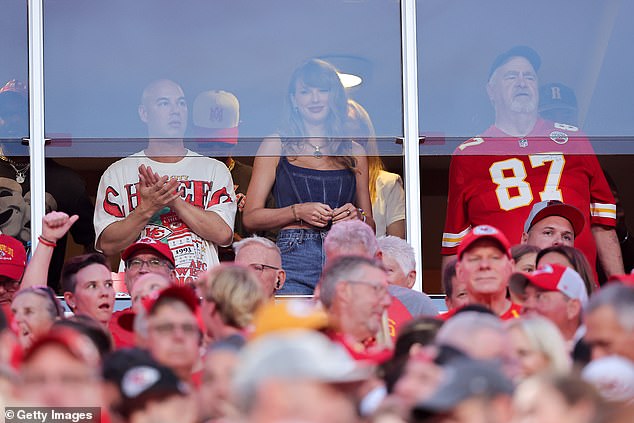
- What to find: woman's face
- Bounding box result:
[291,79,331,126]
[537,252,573,269]
[515,252,537,273]
[513,381,581,423]
[508,326,549,381]
[11,292,57,348]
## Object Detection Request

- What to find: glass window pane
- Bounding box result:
[43,0,403,157]
[0,1,28,144]
[417,1,634,293]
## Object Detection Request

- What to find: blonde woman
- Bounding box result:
[197,263,266,342]
[507,316,572,381]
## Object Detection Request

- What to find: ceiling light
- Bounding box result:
[338,72,363,88]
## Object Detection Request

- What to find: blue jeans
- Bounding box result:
[276,228,328,295]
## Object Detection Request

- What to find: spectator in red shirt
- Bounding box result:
[455,225,521,319]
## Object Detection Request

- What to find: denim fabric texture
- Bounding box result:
[276,228,328,295]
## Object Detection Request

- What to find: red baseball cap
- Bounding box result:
[0,235,27,281]
[523,200,585,236]
[21,327,101,367]
[121,237,175,267]
[509,263,588,305]
[143,285,199,315]
[457,225,511,259]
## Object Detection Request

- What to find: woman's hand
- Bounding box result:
[332,203,361,224]
[294,202,333,228]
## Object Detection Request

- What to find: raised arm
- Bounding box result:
[21,211,78,290]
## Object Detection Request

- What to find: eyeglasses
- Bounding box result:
[248,263,280,273]
[149,322,199,337]
[126,258,169,271]
[346,280,389,297]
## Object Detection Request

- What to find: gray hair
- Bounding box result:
[233,235,281,257]
[377,235,416,274]
[435,311,505,354]
[585,283,634,332]
[12,286,65,320]
[319,255,380,309]
[324,220,378,260]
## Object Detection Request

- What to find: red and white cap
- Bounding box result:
[523,200,585,236]
[192,90,239,144]
[0,235,27,281]
[121,237,175,267]
[457,225,511,259]
[509,263,588,306]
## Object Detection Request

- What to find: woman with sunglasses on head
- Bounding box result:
[11,286,64,348]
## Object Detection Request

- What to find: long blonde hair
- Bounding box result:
[347,99,383,202]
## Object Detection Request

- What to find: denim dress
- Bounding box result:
[273,157,356,294]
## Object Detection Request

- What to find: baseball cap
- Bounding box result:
[144,285,199,315]
[489,45,541,80]
[121,237,175,267]
[116,362,190,417]
[582,355,634,403]
[232,330,372,411]
[192,90,239,144]
[523,200,585,236]
[456,225,511,259]
[539,82,578,112]
[412,358,514,417]
[102,347,155,385]
[0,79,28,98]
[21,327,101,367]
[509,263,588,306]
[0,235,27,281]
[251,300,329,339]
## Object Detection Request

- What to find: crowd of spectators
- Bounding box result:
[0,47,633,422]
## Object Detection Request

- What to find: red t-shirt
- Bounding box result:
[499,302,522,320]
[108,308,136,349]
[386,295,413,340]
[442,119,616,270]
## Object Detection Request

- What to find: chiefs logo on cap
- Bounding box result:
[473,225,498,235]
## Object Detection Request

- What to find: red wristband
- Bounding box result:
[38,236,57,248]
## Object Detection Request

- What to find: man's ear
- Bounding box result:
[169,269,178,284]
[520,232,529,244]
[375,250,383,262]
[406,270,416,289]
[275,270,286,290]
[138,105,148,123]
[334,281,350,304]
[63,292,75,311]
[567,298,582,320]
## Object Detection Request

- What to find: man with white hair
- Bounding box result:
[377,235,416,289]
[234,236,286,298]
[584,283,634,362]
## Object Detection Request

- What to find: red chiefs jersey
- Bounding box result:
[442,119,616,270]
